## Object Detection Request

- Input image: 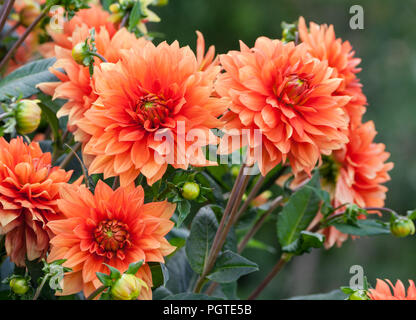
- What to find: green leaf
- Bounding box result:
[245,238,277,254]
[152,287,173,300]
[96,272,112,287]
[176,200,191,227]
[125,260,144,275]
[185,206,218,275]
[287,289,347,300]
[407,209,416,220]
[103,264,121,280]
[207,250,258,283]
[282,231,324,255]
[165,248,195,294]
[277,186,321,248]
[0,58,58,101]
[332,219,390,236]
[128,0,144,31]
[149,262,169,288]
[163,293,223,300]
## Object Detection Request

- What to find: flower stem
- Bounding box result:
[32,275,49,300]
[233,175,265,224]
[248,254,292,300]
[86,285,106,300]
[59,142,82,169]
[0,0,15,34]
[0,6,48,71]
[194,164,250,293]
[90,52,107,63]
[238,195,284,253]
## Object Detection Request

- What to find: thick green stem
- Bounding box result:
[86,285,106,300]
[32,275,48,300]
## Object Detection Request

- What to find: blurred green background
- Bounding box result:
[154,0,416,299]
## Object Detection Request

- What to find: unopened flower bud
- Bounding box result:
[9,277,30,295]
[71,42,89,65]
[19,0,41,27]
[15,99,41,135]
[390,217,415,238]
[348,290,369,300]
[182,182,200,201]
[111,274,147,300]
[109,3,121,13]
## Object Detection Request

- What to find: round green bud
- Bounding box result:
[9,277,29,295]
[71,42,89,65]
[390,217,415,238]
[111,274,145,300]
[231,166,240,178]
[182,182,200,201]
[348,290,369,300]
[109,3,121,13]
[15,99,42,135]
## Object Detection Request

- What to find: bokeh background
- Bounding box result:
[154,0,416,299]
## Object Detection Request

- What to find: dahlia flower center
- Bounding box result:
[281,74,310,105]
[94,219,131,254]
[136,94,170,129]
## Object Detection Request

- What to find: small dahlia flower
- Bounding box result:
[39,4,117,58]
[77,39,226,186]
[0,137,73,266]
[369,279,416,300]
[317,121,393,247]
[47,181,176,298]
[298,17,367,127]
[216,37,349,176]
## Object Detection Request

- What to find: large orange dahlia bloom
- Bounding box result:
[47,180,176,298]
[216,37,349,176]
[316,121,393,247]
[0,137,72,266]
[298,17,367,127]
[368,279,416,300]
[77,39,226,186]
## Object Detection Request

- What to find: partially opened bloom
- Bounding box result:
[38,26,140,150]
[0,137,73,266]
[298,17,367,127]
[368,279,416,300]
[47,181,176,298]
[40,4,117,58]
[316,121,393,247]
[77,38,226,186]
[216,37,349,176]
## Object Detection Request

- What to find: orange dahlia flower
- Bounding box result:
[368,279,416,300]
[40,4,117,58]
[77,39,226,186]
[315,121,393,247]
[38,26,140,147]
[298,17,367,127]
[0,137,73,266]
[47,180,176,298]
[216,37,349,176]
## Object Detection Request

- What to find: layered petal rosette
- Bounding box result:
[47,181,176,299]
[216,37,350,175]
[77,39,226,186]
[0,137,73,266]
